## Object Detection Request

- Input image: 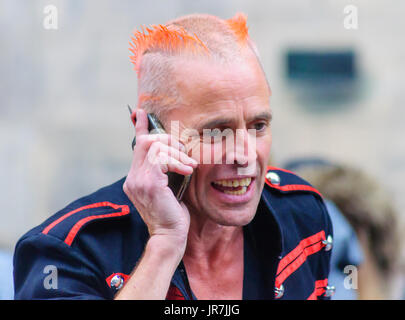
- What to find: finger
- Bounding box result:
[165,144,198,167]
[131,133,185,168]
[142,134,186,153]
[157,153,194,176]
[146,142,198,168]
[135,108,149,137]
[131,110,164,167]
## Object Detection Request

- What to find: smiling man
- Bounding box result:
[14,13,333,300]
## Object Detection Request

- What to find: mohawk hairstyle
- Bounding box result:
[129,12,250,74]
[129,24,209,74]
[128,13,255,120]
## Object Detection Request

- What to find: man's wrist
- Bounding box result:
[114,234,186,300]
[146,234,186,264]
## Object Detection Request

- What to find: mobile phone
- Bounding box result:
[128,106,192,201]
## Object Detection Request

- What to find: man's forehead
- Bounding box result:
[172,57,271,105]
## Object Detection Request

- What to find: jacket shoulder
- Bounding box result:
[20,177,135,247]
[263,166,323,198]
[262,166,333,299]
[262,166,331,239]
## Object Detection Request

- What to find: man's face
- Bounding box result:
[164,55,272,226]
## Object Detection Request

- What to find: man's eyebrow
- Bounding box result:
[196,111,272,131]
[247,111,273,123]
[197,118,236,130]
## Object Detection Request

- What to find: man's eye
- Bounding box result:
[203,128,233,137]
[209,129,223,137]
[253,122,267,131]
[200,128,234,143]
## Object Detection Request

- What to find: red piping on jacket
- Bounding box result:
[267,166,297,175]
[42,201,130,246]
[275,230,326,288]
[64,207,130,246]
[266,182,323,198]
[265,166,323,198]
[307,279,329,300]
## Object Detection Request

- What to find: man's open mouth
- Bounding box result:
[211,177,253,195]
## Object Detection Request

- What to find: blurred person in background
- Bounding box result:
[0,249,14,299]
[283,158,403,300]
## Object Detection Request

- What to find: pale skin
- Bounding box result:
[116,50,272,300]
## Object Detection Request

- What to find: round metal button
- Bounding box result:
[322,235,333,251]
[324,285,336,298]
[266,171,281,186]
[110,274,124,290]
[274,284,284,299]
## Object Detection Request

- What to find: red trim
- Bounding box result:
[277,231,326,273]
[166,285,185,300]
[267,166,297,175]
[42,201,129,235]
[106,272,130,288]
[307,291,317,300]
[307,279,329,300]
[275,231,326,288]
[64,205,130,246]
[265,180,323,198]
[265,166,323,198]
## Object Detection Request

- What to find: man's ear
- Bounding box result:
[127,105,137,126]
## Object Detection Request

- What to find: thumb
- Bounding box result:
[180,201,190,217]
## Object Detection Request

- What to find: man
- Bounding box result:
[14,13,333,300]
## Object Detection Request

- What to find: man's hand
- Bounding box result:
[116,109,197,300]
[123,108,197,250]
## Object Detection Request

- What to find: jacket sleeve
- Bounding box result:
[13,232,108,300]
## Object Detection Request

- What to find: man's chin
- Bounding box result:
[207,204,258,227]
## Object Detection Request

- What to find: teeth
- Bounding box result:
[224,187,247,195]
[213,178,252,188]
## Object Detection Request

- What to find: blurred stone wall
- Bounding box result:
[1,0,404,260]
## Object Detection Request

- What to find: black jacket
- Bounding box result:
[13,166,333,300]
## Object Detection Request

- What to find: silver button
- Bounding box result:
[110,275,124,290]
[324,285,336,298]
[322,235,333,251]
[274,284,284,299]
[266,172,281,185]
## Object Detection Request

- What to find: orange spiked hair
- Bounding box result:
[129,13,256,117]
[226,12,249,44]
[129,24,209,73]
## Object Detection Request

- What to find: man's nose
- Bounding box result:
[227,128,257,168]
